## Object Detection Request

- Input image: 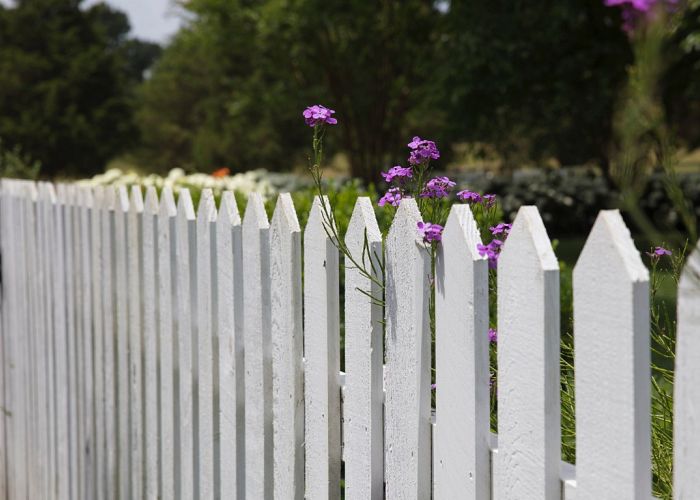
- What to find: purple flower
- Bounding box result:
[417,221,444,243]
[378,187,404,207]
[420,176,456,198]
[303,105,338,127]
[456,190,482,204]
[381,165,413,183]
[431,383,437,391]
[483,194,497,208]
[488,328,498,343]
[604,0,678,32]
[407,136,440,166]
[647,246,672,259]
[489,223,512,236]
[477,239,504,269]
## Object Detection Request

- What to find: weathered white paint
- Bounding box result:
[158,187,178,500]
[496,205,560,500]
[343,197,383,500]
[384,198,431,500]
[242,192,273,499]
[115,186,131,499]
[270,193,304,500]
[304,196,341,500]
[675,240,700,500]
[434,204,490,500]
[197,189,217,500]
[216,191,244,500]
[142,187,158,500]
[176,188,197,499]
[128,186,145,500]
[574,210,650,500]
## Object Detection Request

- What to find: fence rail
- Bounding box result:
[0,178,698,499]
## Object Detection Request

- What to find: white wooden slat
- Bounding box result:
[675,240,700,499]
[216,191,244,500]
[78,186,96,500]
[142,187,159,500]
[242,192,273,499]
[434,204,490,499]
[304,196,341,500]
[197,189,217,500]
[496,205,560,500]
[128,186,146,500]
[115,186,131,499]
[343,197,383,500]
[54,184,72,500]
[102,186,118,500]
[92,185,107,500]
[384,198,431,499]
[270,193,304,500]
[0,183,8,499]
[158,187,178,500]
[176,188,197,499]
[22,183,36,500]
[574,210,650,499]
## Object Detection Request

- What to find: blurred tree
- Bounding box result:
[0,0,160,178]
[440,0,633,170]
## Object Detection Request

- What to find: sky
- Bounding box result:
[1,0,185,44]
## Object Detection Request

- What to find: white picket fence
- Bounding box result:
[0,178,699,500]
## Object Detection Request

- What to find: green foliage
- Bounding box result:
[0,139,40,180]
[0,0,160,178]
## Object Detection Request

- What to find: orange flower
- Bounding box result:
[212,167,230,178]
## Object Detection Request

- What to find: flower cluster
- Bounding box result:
[604,0,678,33]
[420,176,456,199]
[488,328,498,343]
[381,165,413,183]
[408,136,440,166]
[477,240,504,269]
[417,221,444,243]
[303,105,338,127]
[456,190,497,208]
[647,246,672,260]
[378,187,404,207]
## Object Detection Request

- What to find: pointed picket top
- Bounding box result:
[271,192,301,235]
[177,188,195,221]
[116,185,129,214]
[434,203,490,500]
[243,192,270,230]
[573,209,650,499]
[91,185,103,210]
[197,188,217,225]
[576,210,648,283]
[129,186,144,214]
[496,205,560,500]
[77,185,93,209]
[384,197,432,500]
[306,195,336,241]
[144,187,158,215]
[103,184,116,211]
[155,186,174,218]
[38,181,53,203]
[344,197,383,500]
[218,191,241,227]
[675,240,700,499]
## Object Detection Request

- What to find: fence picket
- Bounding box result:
[384,199,431,499]
[197,189,217,500]
[434,204,490,499]
[158,187,178,500]
[216,191,244,500]
[115,186,131,499]
[675,240,700,499]
[176,188,197,499]
[128,186,146,500]
[495,205,560,500]
[304,196,341,500]
[78,186,96,500]
[270,193,304,500]
[343,197,383,500]
[242,192,273,499]
[0,183,8,498]
[574,210,651,499]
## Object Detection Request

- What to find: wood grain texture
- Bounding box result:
[675,240,700,500]
[158,187,178,500]
[574,210,650,500]
[197,189,217,500]
[343,197,383,500]
[304,196,341,500]
[270,193,304,500]
[176,188,197,499]
[384,198,432,500]
[434,204,490,500]
[242,193,273,499]
[216,191,244,500]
